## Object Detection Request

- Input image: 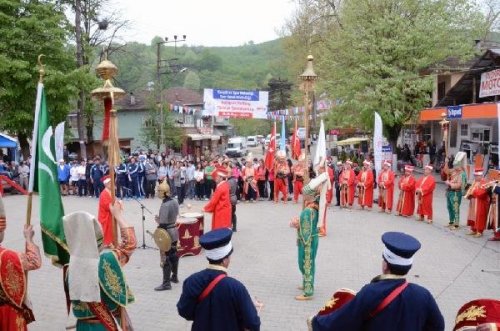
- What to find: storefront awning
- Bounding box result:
[0,133,17,148]
[420,103,499,121]
[187,133,221,141]
[336,137,369,146]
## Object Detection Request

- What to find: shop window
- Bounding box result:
[460,124,468,136]
[484,129,490,142]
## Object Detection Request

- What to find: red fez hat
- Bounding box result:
[474,167,484,176]
[453,299,500,330]
[101,175,111,184]
[317,288,356,316]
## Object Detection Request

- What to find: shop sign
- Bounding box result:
[479,69,500,98]
[447,105,462,119]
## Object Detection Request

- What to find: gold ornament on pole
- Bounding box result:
[299,54,317,184]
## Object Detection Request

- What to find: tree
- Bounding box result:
[183,71,201,90]
[286,0,487,148]
[140,97,182,150]
[0,0,78,157]
[268,78,293,110]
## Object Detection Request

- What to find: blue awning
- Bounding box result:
[0,133,17,148]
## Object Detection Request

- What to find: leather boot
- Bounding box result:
[154,264,172,291]
[170,258,179,284]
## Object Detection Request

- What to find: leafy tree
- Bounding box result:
[140,96,182,150]
[230,119,272,137]
[268,78,293,111]
[183,71,201,90]
[0,0,78,157]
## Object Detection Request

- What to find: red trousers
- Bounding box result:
[293,180,303,202]
[274,178,288,202]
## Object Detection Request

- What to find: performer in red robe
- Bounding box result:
[377,161,395,213]
[466,168,490,237]
[292,153,306,203]
[356,160,374,210]
[242,157,258,202]
[396,165,416,217]
[488,183,500,241]
[204,169,232,230]
[415,164,436,223]
[0,196,41,331]
[340,160,356,209]
[274,150,290,203]
[98,175,114,246]
[325,158,334,206]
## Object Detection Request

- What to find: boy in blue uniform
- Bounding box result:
[310,232,444,331]
[177,228,261,331]
[90,157,104,198]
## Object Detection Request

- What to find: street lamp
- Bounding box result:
[300,54,317,183]
[156,35,187,150]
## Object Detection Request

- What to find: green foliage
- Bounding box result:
[230,118,272,137]
[316,0,485,145]
[183,71,201,90]
[0,0,78,154]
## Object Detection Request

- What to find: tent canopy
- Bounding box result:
[0,133,17,148]
[336,137,369,146]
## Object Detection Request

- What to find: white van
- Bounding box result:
[226,137,247,157]
[247,136,257,147]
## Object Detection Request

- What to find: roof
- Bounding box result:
[162,87,203,105]
[0,133,17,148]
[114,90,153,111]
[435,49,500,107]
[336,137,368,146]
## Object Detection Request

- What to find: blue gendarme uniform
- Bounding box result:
[312,275,444,331]
[177,267,260,331]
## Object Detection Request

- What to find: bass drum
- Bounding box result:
[180,212,204,235]
[177,217,202,257]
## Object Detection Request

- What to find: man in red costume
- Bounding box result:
[292,153,306,203]
[396,165,416,217]
[377,161,395,214]
[356,160,374,210]
[340,160,356,209]
[242,156,258,202]
[0,196,42,330]
[466,168,490,238]
[487,182,500,241]
[325,157,335,206]
[204,169,232,230]
[98,175,114,246]
[274,150,290,203]
[415,164,436,223]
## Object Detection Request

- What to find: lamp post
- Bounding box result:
[300,55,317,183]
[156,35,187,150]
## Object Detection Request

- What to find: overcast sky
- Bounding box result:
[109,0,297,47]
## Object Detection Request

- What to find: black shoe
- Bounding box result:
[171,275,179,284]
[154,283,172,291]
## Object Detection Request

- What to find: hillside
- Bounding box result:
[110,38,292,95]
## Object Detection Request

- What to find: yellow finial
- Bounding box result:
[37,54,45,83]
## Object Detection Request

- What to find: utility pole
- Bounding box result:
[74,0,87,160]
[156,35,186,151]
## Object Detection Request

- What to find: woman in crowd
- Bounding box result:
[167,159,177,197]
[194,162,205,200]
[158,160,168,182]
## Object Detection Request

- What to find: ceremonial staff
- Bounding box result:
[91,53,127,329]
[300,55,317,186]
[439,112,450,180]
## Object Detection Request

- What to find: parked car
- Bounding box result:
[247,136,258,147]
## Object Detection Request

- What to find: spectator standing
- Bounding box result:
[69,161,80,195]
[158,160,168,182]
[90,157,104,198]
[18,161,30,190]
[77,160,87,197]
[186,161,196,199]
[194,163,205,200]
[145,158,158,199]
[57,159,71,196]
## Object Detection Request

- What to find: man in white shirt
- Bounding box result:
[76,160,87,197]
[186,161,196,199]
[69,161,80,195]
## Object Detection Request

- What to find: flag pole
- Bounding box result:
[26,55,45,227]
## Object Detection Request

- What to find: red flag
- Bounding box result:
[265,121,276,171]
[291,118,301,160]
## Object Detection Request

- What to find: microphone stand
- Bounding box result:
[123,187,156,249]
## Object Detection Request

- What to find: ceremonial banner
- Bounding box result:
[480,69,500,98]
[54,121,65,162]
[29,83,69,266]
[374,112,384,174]
[280,116,286,151]
[265,122,276,171]
[203,89,268,119]
[313,120,326,171]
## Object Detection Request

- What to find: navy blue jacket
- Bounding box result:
[128,163,138,178]
[90,164,103,181]
[313,276,444,331]
[177,268,260,331]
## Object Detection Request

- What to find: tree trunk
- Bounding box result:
[385,124,402,153]
[18,133,30,160]
[74,0,87,160]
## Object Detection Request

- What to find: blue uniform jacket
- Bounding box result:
[90,164,103,181]
[177,268,260,331]
[313,275,444,331]
[128,163,138,178]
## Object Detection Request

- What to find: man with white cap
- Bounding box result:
[465,167,490,237]
[396,165,416,217]
[177,228,261,331]
[309,232,444,330]
[445,152,468,229]
[63,201,136,330]
[415,164,436,223]
[377,161,395,213]
[340,160,356,209]
[356,160,374,210]
[292,153,306,203]
[97,175,114,246]
[57,158,71,196]
[204,168,232,230]
[0,196,41,330]
[334,161,343,206]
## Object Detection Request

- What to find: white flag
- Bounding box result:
[54,121,65,162]
[374,112,384,174]
[313,120,326,171]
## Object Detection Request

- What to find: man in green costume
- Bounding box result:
[445,152,468,229]
[290,169,330,301]
[63,202,136,330]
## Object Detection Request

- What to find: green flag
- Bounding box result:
[29,83,69,266]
